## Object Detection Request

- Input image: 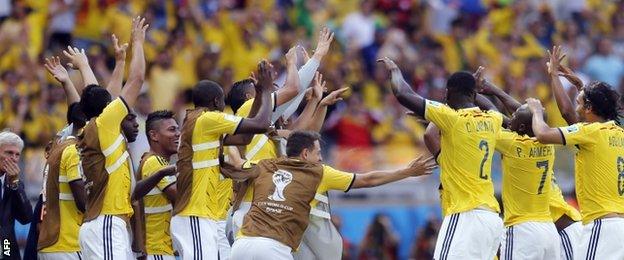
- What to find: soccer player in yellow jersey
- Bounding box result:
[477,68,584,260]
[77,16,147,259]
[171,61,275,259]
[528,46,624,259]
[131,110,179,260]
[379,57,504,260]
[496,105,560,259]
[230,131,436,259]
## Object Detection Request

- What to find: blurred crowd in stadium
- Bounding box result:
[0,0,620,258]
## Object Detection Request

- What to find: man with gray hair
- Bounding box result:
[0,131,33,259]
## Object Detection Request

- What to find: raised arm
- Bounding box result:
[351,155,436,189]
[120,16,148,108]
[131,165,176,201]
[235,60,273,134]
[378,57,426,117]
[526,98,564,144]
[275,46,300,105]
[289,72,323,130]
[548,46,579,125]
[44,56,80,105]
[106,34,129,98]
[273,27,334,122]
[63,46,97,91]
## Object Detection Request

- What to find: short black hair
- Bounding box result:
[583,81,621,121]
[145,110,175,141]
[67,102,86,129]
[80,84,112,119]
[446,71,476,96]
[286,131,321,157]
[228,79,254,113]
[192,80,223,107]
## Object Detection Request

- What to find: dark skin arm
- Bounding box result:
[424,122,441,158]
[234,60,274,134]
[131,165,176,201]
[547,45,579,125]
[68,180,86,212]
[378,57,427,118]
[163,184,177,204]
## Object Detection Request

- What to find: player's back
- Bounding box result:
[559,121,624,223]
[496,130,554,226]
[424,100,503,215]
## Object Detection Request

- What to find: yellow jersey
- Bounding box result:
[179,110,242,219]
[549,175,582,222]
[496,130,554,226]
[236,97,279,203]
[559,121,624,224]
[141,155,176,255]
[424,100,503,215]
[40,143,83,253]
[315,165,356,206]
[97,98,133,217]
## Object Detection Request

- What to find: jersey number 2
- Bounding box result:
[479,140,489,180]
[536,160,549,194]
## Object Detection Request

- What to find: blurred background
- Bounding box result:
[1,0,614,258]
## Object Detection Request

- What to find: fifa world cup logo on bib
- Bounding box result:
[269,170,293,201]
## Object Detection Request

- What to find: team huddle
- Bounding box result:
[20,12,624,260]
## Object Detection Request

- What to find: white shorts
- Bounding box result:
[78,215,133,260]
[559,221,582,260]
[38,252,83,260]
[231,237,292,260]
[147,255,176,260]
[231,202,252,237]
[578,218,624,260]
[217,220,231,260]
[500,221,560,260]
[433,209,504,260]
[170,215,219,260]
[293,215,343,260]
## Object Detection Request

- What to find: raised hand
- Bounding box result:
[405,155,437,177]
[285,45,298,66]
[525,98,544,114]
[320,87,349,106]
[546,45,565,76]
[256,60,274,91]
[63,46,89,70]
[131,16,149,44]
[111,34,129,61]
[313,27,334,60]
[377,57,400,71]
[44,56,70,84]
[310,72,326,101]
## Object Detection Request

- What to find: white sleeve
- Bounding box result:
[271,57,321,123]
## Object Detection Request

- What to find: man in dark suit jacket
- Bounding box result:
[0,131,33,259]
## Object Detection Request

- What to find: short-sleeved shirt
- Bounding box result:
[549,175,582,222]
[559,121,624,224]
[496,130,554,226]
[95,97,133,216]
[178,111,242,219]
[40,143,83,253]
[141,155,176,255]
[424,100,503,215]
